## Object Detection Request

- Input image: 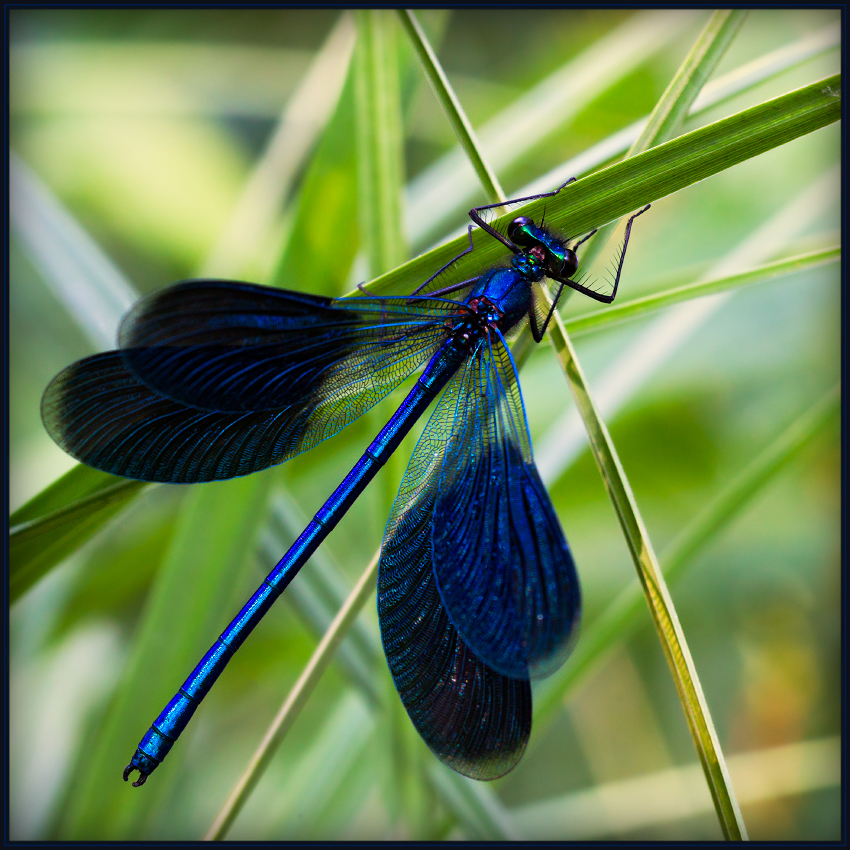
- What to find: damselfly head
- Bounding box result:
[508,216,579,283]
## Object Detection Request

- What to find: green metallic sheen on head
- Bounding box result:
[507,216,578,282]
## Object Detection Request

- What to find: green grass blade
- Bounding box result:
[355,11,432,831]
[357,75,840,299]
[407,10,701,245]
[9,152,136,349]
[566,247,840,337]
[577,8,745,270]
[398,9,504,203]
[10,480,147,603]
[355,9,407,275]
[534,384,841,726]
[353,4,409,553]
[427,766,518,841]
[10,464,132,526]
[270,67,359,296]
[632,10,748,151]
[253,691,377,838]
[516,21,840,200]
[547,313,748,841]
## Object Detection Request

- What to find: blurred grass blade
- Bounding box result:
[535,385,841,726]
[634,11,748,152]
[271,556,379,703]
[204,551,380,840]
[658,386,840,578]
[355,10,428,829]
[355,9,407,275]
[536,165,840,485]
[10,479,146,603]
[579,10,746,270]
[10,464,133,526]
[520,21,840,200]
[201,13,356,278]
[10,152,136,349]
[511,736,840,839]
[261,490,381,699]
[398,9,504,203]
[427,765,518,841]
[689,21,839,114]
[260,691,376,838]
[353,4,408,561]
[59,472,275,839]
[566,247,840,338]
[9,156,151,597]
[406,10,700,245]
[270,65,359,296]
[548,311,747,840]
[359,75,841,299]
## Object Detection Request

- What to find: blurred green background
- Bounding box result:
[9,9,840,841]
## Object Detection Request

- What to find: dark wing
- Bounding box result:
[431,334,581,680]
[42,281,462,483]
[42,352,321,482]
[378,367,531,780]
[118,280,455,411]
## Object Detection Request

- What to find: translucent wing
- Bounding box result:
[431,335,581,680]
[118,280,459,411]
[42,281,462,483]
[378,369,532,780]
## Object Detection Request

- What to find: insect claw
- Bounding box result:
[123,764,147,786]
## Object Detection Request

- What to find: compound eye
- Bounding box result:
[507,216,534,246]
[554,247,578,279]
